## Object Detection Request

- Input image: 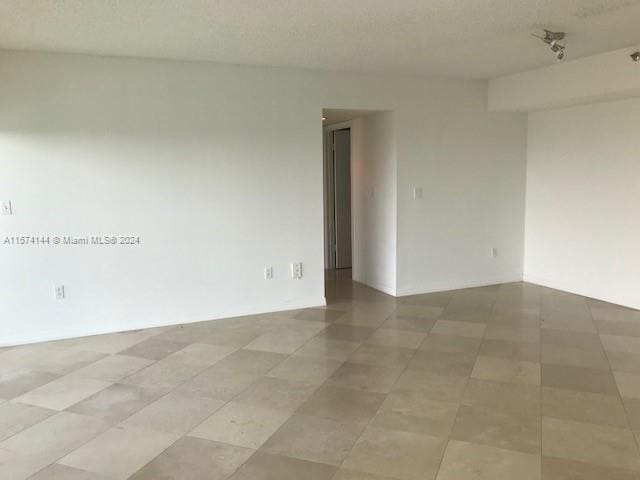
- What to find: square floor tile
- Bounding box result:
[32,349,107,376]
[63,331,157,355]
[541,343,609,371]
[213,349,288,376]
[28,463,113,479]
[121,356,208,392]
[623,397,640,431]
[616,372,640,399]
[471,356,540,385]
[199,326,261,348]
[540,329,602,350]
[541,386,628,428]
[245,328,322,354]
[67,383,161,424]
[297,385,385,423]
[541,364,618,395]
[261,414,364,466]
[129,436,252,480]
[484,325,540,344]
[380,314,438,333]
[177,365,259,401]
[0,402,55,442]
[326,362,404,393]
[267,356,343,385]
[420,334,481,355]
[542,416,640,471]
[335,310,389,328]
[431,320,486,339]
[293,337,360,361]
[608,351,640,375]
[0,370,59,400]
[348,344,414,368]
[478,339,539,362]
[542,456,640,480]
[14,376,111,410]
[408,350,477,376]
[320,325,376,342]
[294,308,346,323]
[450,404,540,453]
[342,426,446,480]
[371,390,458,437]
[67,355,153,382]
[59,425,180,479]
[366,329,426,349]
[596,319,640,337]
[121,391,225,434]
[233,377,318,412]
[190,401,290,449]
[393,303,444,318]
[120,338,189,361]
[393,370,468,402]
[0,411,109,460]
[601,335,640,355]
[167,343,237,367]
[436,440,540,480]
[332,470,400,480]
[462,379,540,416]
[0,451,60,480]
[229,451,337,480]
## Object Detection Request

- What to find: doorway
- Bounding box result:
[333,129,352,269]
[325,127,352,270]
[323,108,392,299]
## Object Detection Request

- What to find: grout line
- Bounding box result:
[590,303,640,457]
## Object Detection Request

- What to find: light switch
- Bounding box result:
[412,187,423,200]
[55,285,65,300]
[1,200,12,215]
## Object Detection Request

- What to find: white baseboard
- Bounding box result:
[351,274,397,297]
[0,295,327,348]
[396,275,524,297]
[523,274,640,311]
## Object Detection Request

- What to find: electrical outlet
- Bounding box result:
[491,247,498,258]
[54,285,65,300]
[1,200,12,215]
[291,262,303,279]
[264,267,274,280]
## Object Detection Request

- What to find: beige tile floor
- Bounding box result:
[2,270,640,479]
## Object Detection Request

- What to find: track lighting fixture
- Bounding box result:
[533,29,566,61]
[631,52,640,62]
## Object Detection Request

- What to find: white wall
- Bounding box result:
[351,112,397,295]
[525,98,640,310]
[396,84,528,295]
[0,50,527,346]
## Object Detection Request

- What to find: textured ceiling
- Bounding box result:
[1,0,640,79]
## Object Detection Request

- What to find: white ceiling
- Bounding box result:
[1,0,640,79]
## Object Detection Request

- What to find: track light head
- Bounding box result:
[533,29,566,61]
[631,52,640,62]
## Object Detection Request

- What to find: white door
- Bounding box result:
[333,129,352,269]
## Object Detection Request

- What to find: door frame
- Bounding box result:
[323,120,352,270]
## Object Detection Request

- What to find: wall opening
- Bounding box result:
[322,108,397,302]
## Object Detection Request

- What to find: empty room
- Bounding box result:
[1,1,640,479]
